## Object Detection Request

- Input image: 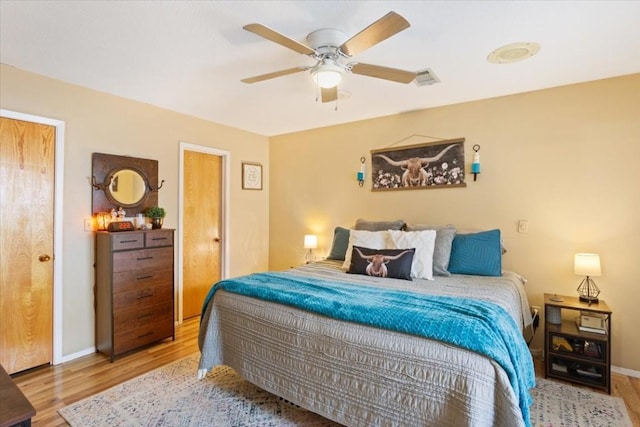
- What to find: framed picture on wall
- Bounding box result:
[371,138,466,191]
[242,162,263,190]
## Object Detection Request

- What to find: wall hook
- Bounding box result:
[148,179,165,192]
[91,175,105,190]
[91,175,116,190]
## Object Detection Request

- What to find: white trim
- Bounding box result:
[62,346,96,363]
[0,109,65,366]
[612,365,640,379]
[177,142,230,324]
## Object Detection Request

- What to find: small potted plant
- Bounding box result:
[145,206,166,229]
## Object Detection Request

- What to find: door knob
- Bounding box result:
[39,254,51,262]
[213,237,221,243]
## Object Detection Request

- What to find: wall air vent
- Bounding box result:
[414,68,440,87]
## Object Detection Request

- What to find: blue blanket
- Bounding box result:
[202,272,535,426]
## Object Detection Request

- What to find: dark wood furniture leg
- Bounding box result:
[0,364,36,427]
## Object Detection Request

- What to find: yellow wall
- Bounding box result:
[269,74,640,372]
[0,64,270,356]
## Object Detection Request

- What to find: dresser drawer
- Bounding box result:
[113,301,173,333]
[112,247,173,273]
[145,230,173,247]
[111,232,145,250]
[113,267,173,294]
[113,283,173,311]
[113,319,174,355]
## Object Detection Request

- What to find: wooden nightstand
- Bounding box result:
[543,293,612,393]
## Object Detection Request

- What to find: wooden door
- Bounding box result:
[0,117,55,374]
[183,150,221,319]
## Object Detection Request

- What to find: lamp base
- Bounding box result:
[577,276,600,305]
[305,249,315,264]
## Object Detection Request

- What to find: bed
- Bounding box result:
[198,225,535,427]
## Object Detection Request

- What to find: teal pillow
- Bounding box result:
[448,229,502,276]
[326,227,350,261]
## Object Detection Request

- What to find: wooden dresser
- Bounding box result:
[95,229,175,361]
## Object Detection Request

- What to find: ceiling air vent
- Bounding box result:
[414,68,440,87]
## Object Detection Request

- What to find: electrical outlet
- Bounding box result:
[84,218,93,232]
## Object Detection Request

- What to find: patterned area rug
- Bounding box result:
[530,378,632,427]
[59,354,632,427]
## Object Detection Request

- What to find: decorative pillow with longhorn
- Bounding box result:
[347,246,415,280]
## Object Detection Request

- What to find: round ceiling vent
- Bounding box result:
[487,42,540,64]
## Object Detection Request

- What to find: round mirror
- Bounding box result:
[106,168,148,207]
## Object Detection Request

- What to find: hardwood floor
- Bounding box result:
[10,317,200,426]
[9,317,640,426]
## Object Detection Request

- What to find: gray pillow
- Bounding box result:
[354,218,405,231]
[405,224,456,276]
[326,226,350,261]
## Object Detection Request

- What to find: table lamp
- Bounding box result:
[304,234,318,264]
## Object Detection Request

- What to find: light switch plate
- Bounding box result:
[518,219,529,233]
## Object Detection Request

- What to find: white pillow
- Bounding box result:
[387,230,437,280]
[342,230,390,270]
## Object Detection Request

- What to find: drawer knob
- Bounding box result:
[137,289,154,299]
[39,254,51,262]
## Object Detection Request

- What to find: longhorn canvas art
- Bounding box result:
[371,138,466,191]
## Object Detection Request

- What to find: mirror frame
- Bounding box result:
[92,153,159,216]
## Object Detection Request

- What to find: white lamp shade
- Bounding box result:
[304,234,318,249]
[574,253,601,277]
[311,63,343,88]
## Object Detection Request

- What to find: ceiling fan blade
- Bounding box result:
[241,67,308,84]
[243,23,315,56]
[321,86,338,103]
[340,11,410,57]
[350,63,416,84]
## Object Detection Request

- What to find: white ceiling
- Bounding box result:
[1,1,639,136]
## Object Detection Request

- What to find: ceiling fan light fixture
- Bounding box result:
[311,63,344,88]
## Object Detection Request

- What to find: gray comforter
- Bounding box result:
[198,260,534,427]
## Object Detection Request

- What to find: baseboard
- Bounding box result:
[61,346,96,364]
[612,365,640,379]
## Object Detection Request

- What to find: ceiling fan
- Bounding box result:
[241,11,417,103]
